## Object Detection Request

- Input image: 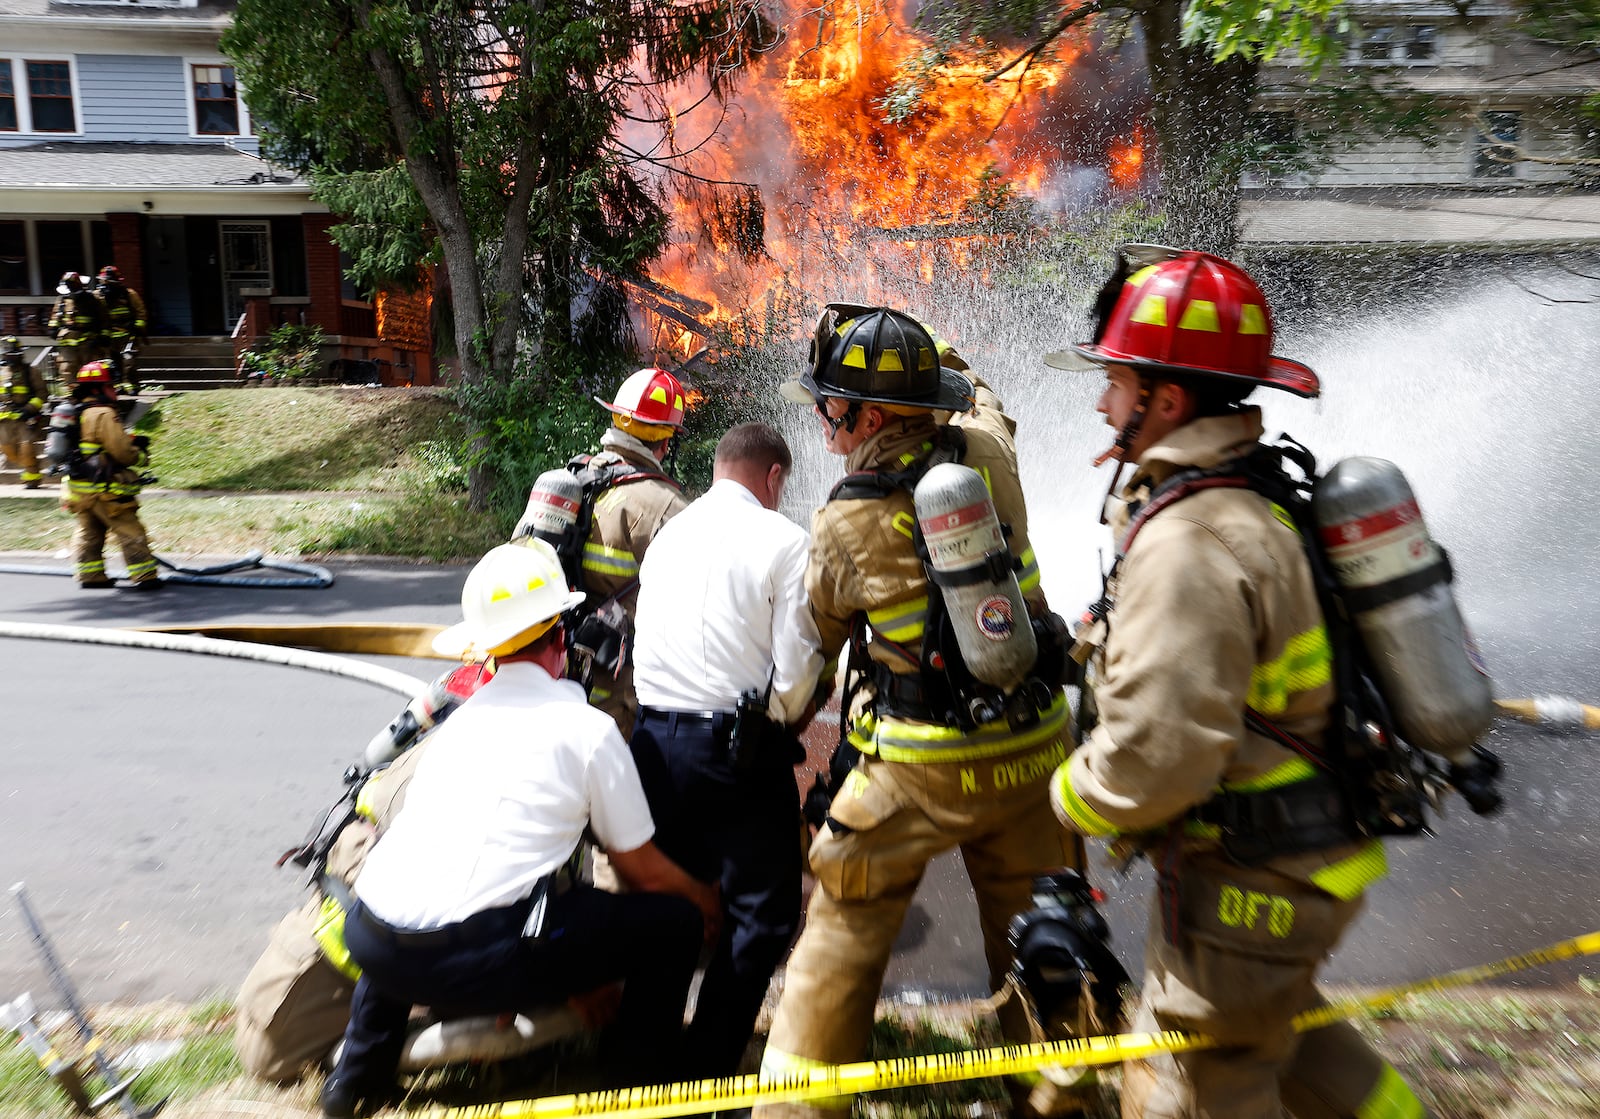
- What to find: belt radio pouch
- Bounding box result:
[731,668,790,774]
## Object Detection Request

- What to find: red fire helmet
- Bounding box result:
[596,367,687,439]
[1048,247,1319,398]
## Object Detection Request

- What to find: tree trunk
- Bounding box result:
[1139,0,1259,255]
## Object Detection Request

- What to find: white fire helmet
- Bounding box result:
[432,540,586,660]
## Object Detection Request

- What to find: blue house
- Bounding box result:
[0,0,432,381]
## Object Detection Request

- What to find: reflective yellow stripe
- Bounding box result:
[759,1049,853,1109]
[867,694,1071,764]
[1053,764,1118,837]
[1270,502,1298,532]
[1310,839,1388,900]
[311,895,363,982]
[867,595,927,643]
[1247,625,1332,716]
[355,773,386,822]
[581,542,638,577]
[1355,1062,1424,1119]
[1224,756,1320,794]
[126,559,157,578]
[1017,546,1041,595]
[77,560,105,574]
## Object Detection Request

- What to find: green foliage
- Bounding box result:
[239,323,327,383]
[311,164,433,295]
[1515,0,1600,52]
[452,366,605,534]
[1182,0,1354,71]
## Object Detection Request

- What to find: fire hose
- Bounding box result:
[0,550,333,589]
[0,622,429,699]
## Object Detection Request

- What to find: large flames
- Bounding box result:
[635,1,1147,361]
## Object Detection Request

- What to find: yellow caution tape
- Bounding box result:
[424,928,1600,1119]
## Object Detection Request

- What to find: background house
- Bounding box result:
[0,0,433,385]
[1241,1,1600,258]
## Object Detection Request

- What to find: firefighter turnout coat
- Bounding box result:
[1049,408,1424,1119]
[581,427,688,738]
[757,376,1082,1119]
[61,403,158,585]
[0,359,48,485]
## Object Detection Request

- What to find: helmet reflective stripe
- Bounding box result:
[1056,247,1318,399]
[432,540,587,659]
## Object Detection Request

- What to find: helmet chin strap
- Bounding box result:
[1095,377,1151,526]
[816,397,861,437]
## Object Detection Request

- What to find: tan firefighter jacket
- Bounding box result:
[1051,409,1387,899]
[807,375,1067,764]
[0,361,47,424]
[581,426,688,615]
[60,403,148,512]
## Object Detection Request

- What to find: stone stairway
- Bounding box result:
[135,336,239,391]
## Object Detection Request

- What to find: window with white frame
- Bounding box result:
[26,61,76,132]
[0,58,79,133]
[0,63,16,132]
[1473,111,1520,179]
[192,64,239,135]
[1351,24,1438,66]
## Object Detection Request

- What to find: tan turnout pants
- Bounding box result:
[71,496,157,584]
[1121,851,1428,1119]
[756,740,1083,1119]
[0,420,41,484]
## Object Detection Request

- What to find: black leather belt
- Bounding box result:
[352,897,528,950]
[638,705,737,731]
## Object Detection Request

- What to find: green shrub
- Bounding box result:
[240,323,327,382]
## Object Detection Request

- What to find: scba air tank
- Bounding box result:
[913,462,1037,692]
[42,402,77,470]
[516,468,584,545]
[1313,457,1493,760]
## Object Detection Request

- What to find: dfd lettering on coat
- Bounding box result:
[988,740,1067,792]
[1216,884,1296,938]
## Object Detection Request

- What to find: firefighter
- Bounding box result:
[757,306,1083,1119]
[59,360,161,591]
[566,367,691,739]
[46,272,107,383]
[93,266,148,395]
[1,336,48,489]
[1044,247,1427,1119]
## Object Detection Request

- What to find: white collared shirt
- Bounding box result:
[355,661,655,929]
[632,478,823,725]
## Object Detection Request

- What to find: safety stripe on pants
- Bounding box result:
[421,929,1600,1119]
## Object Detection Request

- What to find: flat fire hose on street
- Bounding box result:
[417,929,1600,1119]
[0,550,333,589]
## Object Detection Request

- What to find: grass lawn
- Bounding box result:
[133,387,469,494]
[2,388,507,562]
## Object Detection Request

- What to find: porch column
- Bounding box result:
[302,212,343,335]
[106,212,146,293]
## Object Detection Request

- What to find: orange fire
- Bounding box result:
[634,1,1143,361]
[1107,126,1145,192]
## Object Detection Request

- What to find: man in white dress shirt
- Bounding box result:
[630,422,825,1077]
[319,540,720,1118]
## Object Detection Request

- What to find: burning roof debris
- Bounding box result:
[627,0,1149,362]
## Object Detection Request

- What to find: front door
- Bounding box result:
[219,221,273,331]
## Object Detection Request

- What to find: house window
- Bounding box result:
[1473,112,1520,179]
[192,64,239,135]
[1359,28,1394,62]
[0,62,16,131]
[0,221,26,294]
[1406,26,1437,62]
[26,61,75,132]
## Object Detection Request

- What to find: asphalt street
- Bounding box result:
[2,542,1597,1012]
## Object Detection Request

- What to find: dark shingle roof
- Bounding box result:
[0,141,302,188]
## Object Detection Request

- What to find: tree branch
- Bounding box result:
[983,1,1105,83]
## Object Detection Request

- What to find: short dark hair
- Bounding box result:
[1163,373,1254,417]
[715,422,791,476]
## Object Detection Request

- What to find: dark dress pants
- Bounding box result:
[630,706,803,1078]
[331,885,702,1095]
